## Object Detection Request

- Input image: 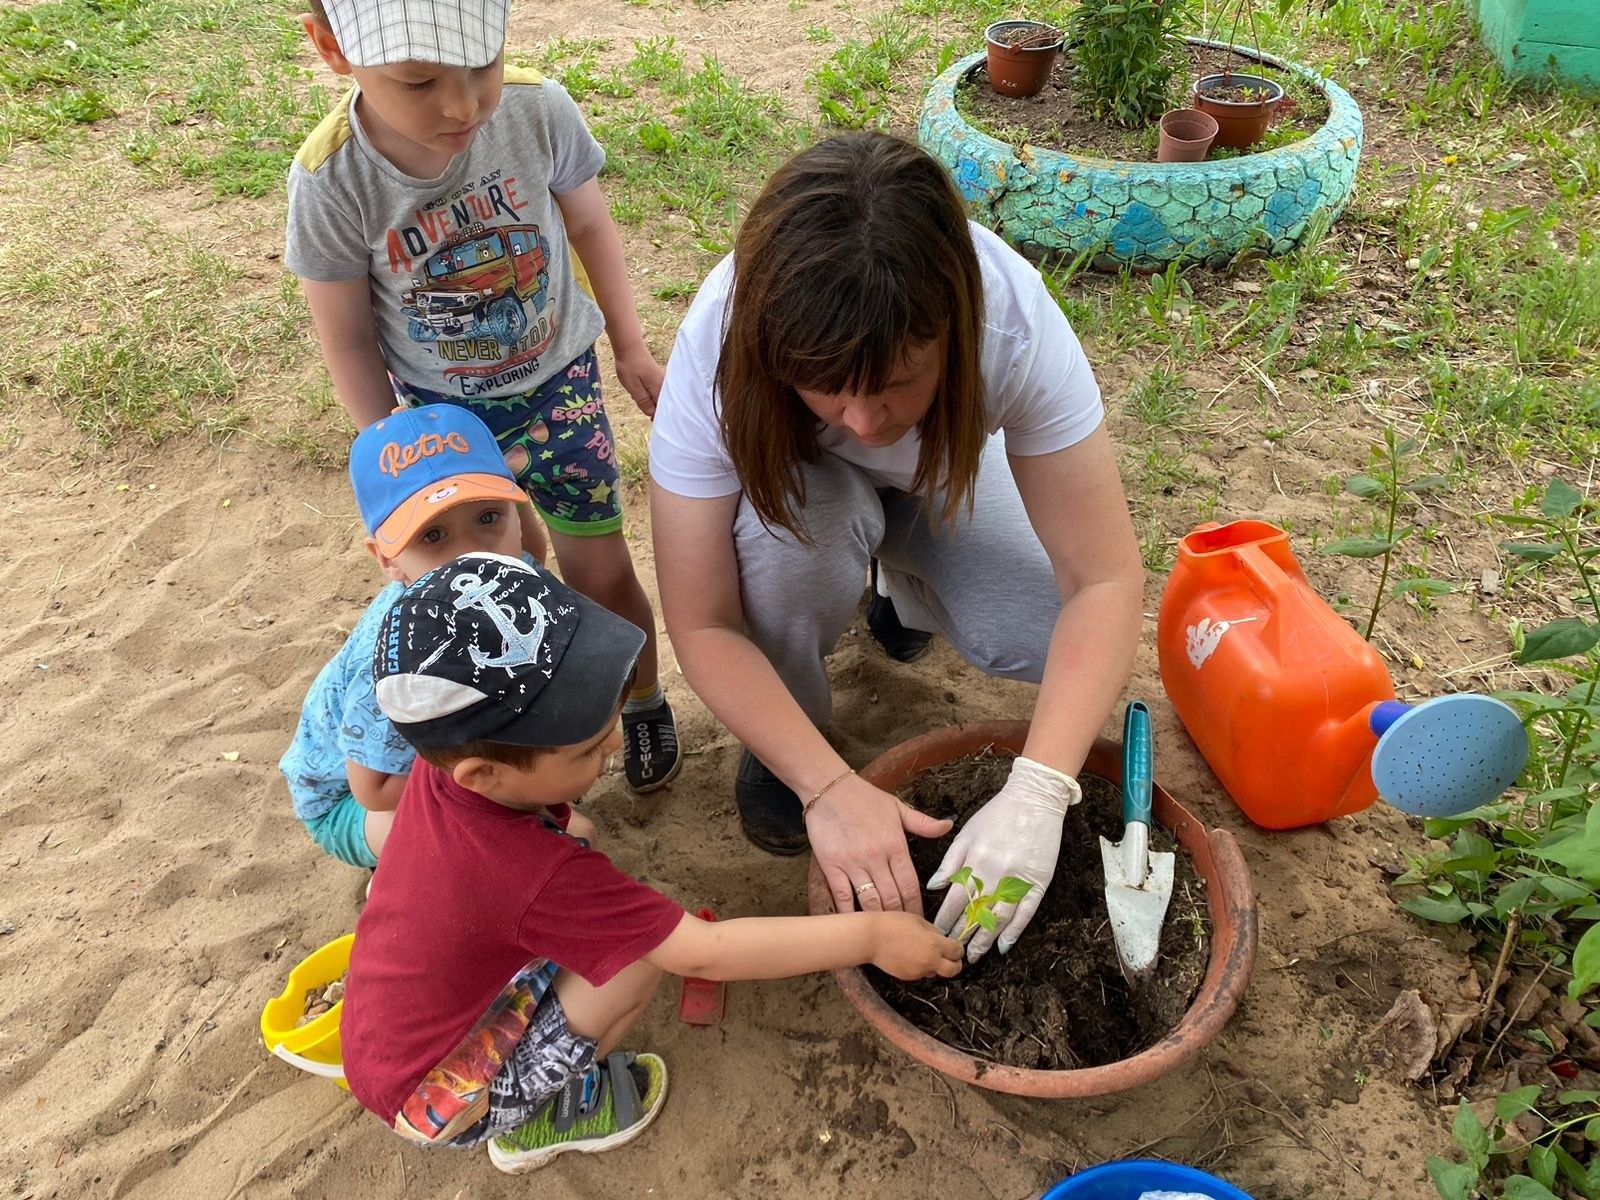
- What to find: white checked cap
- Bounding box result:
[323,0,508,68]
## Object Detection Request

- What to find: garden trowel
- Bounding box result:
[1100,701,1175,978]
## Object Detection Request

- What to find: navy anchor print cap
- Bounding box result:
[373,551,644,749]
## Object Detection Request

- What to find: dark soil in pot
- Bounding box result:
[1201,79,1279,103]
[956,42,1328,161]
[867,751,1210,1071]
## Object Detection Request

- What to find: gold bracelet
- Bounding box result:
[803,768,856,815]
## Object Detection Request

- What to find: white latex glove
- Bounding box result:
[927,755,1082,962]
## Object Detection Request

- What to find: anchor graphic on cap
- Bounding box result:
[450,567,549,671]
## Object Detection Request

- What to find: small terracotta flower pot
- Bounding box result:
[806,721,1258,1098]
[984,20,1063,99]
[1192,72,1284,151]
[1157,107,1219,163]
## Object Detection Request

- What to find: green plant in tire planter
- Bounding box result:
[1068,0,1197,128]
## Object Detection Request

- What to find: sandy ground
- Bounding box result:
[0,400,1472,1199]
[0,1,1515,1197]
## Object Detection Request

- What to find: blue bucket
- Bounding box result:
[1043,1160,1254,1199]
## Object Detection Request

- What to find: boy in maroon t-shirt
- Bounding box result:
[346,550,961,1174]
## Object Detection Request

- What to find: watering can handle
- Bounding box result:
[271,1043,346,1080]
[1236,543,1299,611]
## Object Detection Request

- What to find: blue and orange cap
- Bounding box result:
[350,406,524,554]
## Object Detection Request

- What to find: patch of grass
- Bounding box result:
[1098,273,1161,355]
[528,37,636,102]
[1421,361,1600,465]
[1255,0,1473,96]
[809,12,927,128]
[627,35,687,86]
[615,429,651,484]
[1,0,320,195]
[0,0,165,147]
[585,43,803,255]
[162,47,328,195]
[650,279,701,300]
[0,190,308,445]
[1128,367,1197,430]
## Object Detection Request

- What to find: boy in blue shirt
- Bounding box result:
[284,0,679,792]
[280,405,534,866]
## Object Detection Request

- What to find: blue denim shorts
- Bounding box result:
[302,793,377,869]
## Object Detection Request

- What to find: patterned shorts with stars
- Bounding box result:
[396,346,622,537]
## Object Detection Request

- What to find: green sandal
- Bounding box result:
[487,1051,668,1175]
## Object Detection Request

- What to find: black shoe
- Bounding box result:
[734,749,809,855]
[622,698,681,793]
[867,559,933,663]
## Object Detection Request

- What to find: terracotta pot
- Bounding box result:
[984,20,1063,99]
[805,721,1258,1098]
[1192,72,1284,150]
[1156,107,1219,162]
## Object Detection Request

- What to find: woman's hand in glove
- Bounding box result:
[926,755,1082,961]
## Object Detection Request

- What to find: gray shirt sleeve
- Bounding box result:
[540,80,606,195]
[285,162,371,282]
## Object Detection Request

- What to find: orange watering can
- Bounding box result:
[1157,521,1527,829]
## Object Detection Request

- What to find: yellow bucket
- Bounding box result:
[260,933,354,1090]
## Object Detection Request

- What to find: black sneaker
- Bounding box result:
[867,559,933,663]
[734,749,808,856]
[622,698,681,793]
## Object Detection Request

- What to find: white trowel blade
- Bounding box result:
[1099,835,1177,976]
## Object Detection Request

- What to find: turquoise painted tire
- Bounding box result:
[918,39,1364,269]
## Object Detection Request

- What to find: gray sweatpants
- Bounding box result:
[735,436,1062,724]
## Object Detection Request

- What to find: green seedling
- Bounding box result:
[944,867,1035,944]
[1320,426,1453,641]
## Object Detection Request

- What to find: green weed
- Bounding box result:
[809,12,926,128]
[1393,479,1600,1200]
[615,429,651,484]
[532,37,636,101]
[587,48,801,254]
[1428,1092,1600,1200]
[1320,427,1453,640]
[1421,363,1600,465]
[1127,367,1196,430]
[1,0,318,194]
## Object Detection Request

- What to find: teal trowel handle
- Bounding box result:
[1122,701,1154,828]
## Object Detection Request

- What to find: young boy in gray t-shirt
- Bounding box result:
[285,0,680,793]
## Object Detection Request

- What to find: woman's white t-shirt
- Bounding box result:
[649,222,1103,498]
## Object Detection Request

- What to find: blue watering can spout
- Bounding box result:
[1364,694,1528,818]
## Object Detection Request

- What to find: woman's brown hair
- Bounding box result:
[716,132,988,539]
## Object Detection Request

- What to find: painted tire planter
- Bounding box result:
[805,722,1259,1098]
[919,39,1364,269]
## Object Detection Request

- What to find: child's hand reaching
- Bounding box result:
[614,341,664,419]
[869,912,964,981]
[567,811,598,844]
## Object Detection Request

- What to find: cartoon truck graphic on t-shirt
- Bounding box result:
[402,223,552,347]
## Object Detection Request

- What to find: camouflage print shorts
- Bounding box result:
[392,961,596,1148]
[449,986,596,1146]
[395,346,622,537]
